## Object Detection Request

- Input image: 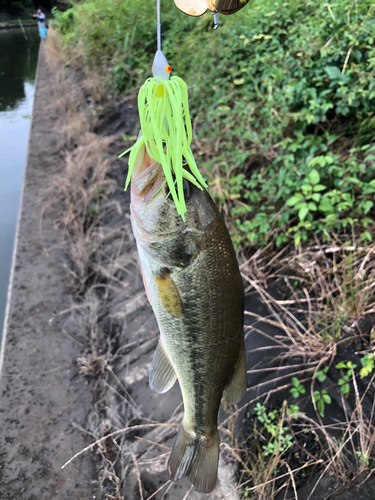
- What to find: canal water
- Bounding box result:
[0,29,40,341]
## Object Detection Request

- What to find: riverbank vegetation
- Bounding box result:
[53,0,375,248]
[46,1,375,498]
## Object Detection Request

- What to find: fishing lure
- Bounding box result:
[173,0,251,17]
[120,50,207,219]
[120,0,252,216]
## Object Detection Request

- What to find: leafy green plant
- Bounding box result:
[356,450,370,467]
[51,7,75,35]
[336,361,357,395]
[293,358,375,420]
[254,403,295,457]
[313,389,332,418]
[338,372,351,395]
[288,404,300,416]
[286,169,326,222]
[314,366,329,383]
[289,377,306,398]
[359,354,375,379]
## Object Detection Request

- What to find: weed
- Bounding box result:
[289,377,306,399]
[312,390,332,418]
[336,361,357,396]
[254,402,295,457]
[360,354,375,379]
[290,354,375,420]
[315,367,329,383]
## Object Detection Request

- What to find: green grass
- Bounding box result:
[52,0,375,250]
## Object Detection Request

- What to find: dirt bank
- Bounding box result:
[0,48,98,500]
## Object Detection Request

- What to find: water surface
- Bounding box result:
[0,29,40,340]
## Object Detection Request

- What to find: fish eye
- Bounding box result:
[166,65,172,73]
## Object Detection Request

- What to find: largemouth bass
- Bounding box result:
[130,144,246,493]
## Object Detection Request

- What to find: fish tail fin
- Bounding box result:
[168,421,219,493]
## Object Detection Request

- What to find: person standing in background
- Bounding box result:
[30,6,47,40]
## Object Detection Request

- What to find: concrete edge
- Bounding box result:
[0,44,41,379]
[0,22,38,30]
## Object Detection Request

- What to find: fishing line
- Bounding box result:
[157,0,161,51]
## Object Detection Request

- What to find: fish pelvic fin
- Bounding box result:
[168,422,219,493]
[149,340,177,393]
[223,341,247,404]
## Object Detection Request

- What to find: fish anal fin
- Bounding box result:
[223,341,247,404]
[154,269,184,319]
[168,422,219,493]
[149,340,177,393]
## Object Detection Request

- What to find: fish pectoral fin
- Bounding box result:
[168,422,219,493]
[149,340,177,393]
[154,269,184,319]
[223,341,247,404]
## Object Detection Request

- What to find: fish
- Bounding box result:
[129,143,246,493]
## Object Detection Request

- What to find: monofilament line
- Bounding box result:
[157,0,161,51]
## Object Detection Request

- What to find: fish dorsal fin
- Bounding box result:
[149,340,177,393]
[154,269,184,319]
[223,341,247,404]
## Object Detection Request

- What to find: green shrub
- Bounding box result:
[53,0,375,249]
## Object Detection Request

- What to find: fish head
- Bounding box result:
[130,144,183,238]
[130,144,215,267]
